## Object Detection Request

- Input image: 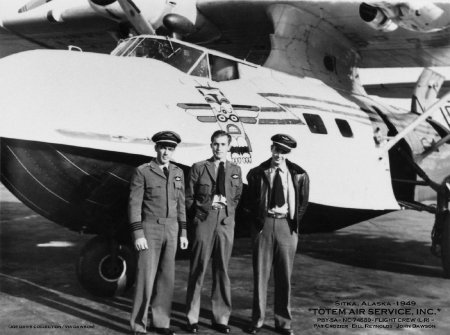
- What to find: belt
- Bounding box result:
[211,203,226,210]
[267,212,287,219]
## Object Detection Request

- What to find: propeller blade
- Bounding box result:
[117,0,155,35]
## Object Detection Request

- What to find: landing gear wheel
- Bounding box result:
[77,236,136,297]
[441,211,450,278]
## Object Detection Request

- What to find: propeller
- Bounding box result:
[18,0,53,13]
[117,0,196,39]
[117,0,155,35]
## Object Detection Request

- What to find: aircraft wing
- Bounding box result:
[197,0,450,68]
[0,0,121,58]
[364,81,450,99]
[1,1,450,69]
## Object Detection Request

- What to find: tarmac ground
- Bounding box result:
[1,185,450,334]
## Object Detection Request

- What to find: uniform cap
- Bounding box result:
[271,133,297,153]
[152,130,181,147]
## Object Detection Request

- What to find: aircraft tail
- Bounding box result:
[411,68,445,114]
[410,68,450,159]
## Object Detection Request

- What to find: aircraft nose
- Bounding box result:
[0,49,205,156]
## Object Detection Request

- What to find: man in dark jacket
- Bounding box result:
[129,130,189,335]
[185,130,243,334]
[245,134,309,335]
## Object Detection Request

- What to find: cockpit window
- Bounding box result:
[209,55,239,82]
[189,54,209,78]
[112,38,142,57]
[112,37,204,74]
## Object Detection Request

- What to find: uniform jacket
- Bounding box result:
[186,158,243,224]
[246,158,309,232]
[128,159,186,238]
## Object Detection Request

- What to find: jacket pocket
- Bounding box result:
[147,185,163,196]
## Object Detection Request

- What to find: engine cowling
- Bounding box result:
[360,2,450,33]
[359,2,398,32]
[393,2,445,32]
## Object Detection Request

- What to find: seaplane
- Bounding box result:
[1,0,450,297]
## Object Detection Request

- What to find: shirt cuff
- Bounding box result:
[179,221,187,230]
[180,228,187,239]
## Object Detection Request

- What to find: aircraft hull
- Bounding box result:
[0,137,390,237]
[0,137,147,240]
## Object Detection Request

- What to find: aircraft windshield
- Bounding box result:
[112,37,204,74]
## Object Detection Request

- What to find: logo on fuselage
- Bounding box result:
[196,86,253,164]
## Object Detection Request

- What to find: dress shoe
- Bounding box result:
[246,325,261,334]
[212,323,230,333]
[275,327,294,335]
[153,328,176,335]
[186,323,199,333]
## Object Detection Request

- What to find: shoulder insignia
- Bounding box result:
[175,176,182,181]
[231,174,239,179]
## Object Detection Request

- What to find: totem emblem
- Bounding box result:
[196,86,252,164]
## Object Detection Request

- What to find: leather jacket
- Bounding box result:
[246,158,309,232]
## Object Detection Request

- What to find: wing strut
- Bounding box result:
[380,90,450,155]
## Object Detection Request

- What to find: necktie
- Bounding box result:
[163,167,169,217]
[270,168,285,208]
[216,161,226,196]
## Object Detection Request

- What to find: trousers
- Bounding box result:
[130,219,178,332]
[251,217,298,329]
[186,208,234,325]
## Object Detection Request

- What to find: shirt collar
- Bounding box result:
[212,157,227,166]
[154,158,169,169]
[271,161,287,173]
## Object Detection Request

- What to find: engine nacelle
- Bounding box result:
[359,2,398,32]
[391,2,445,32]
[360,2,450,33]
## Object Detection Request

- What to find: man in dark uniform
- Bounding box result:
[185,130,243,334]
[129,130,189,335]
[245,134,309,335]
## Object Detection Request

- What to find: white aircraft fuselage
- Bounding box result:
[1,36,448,238]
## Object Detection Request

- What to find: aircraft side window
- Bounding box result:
[335,118,353,138]
[209,55,239,82]
[303,113,328,134]
[189,55,209,78]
